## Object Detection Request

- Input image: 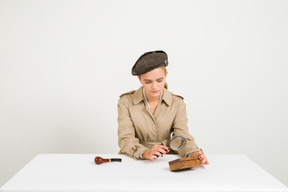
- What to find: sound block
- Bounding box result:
[168,156,201,171]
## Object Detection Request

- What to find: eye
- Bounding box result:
[157,79,163,83]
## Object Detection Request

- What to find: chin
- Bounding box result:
[151,91,161,97]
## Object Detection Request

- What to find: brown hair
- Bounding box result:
[161,67,168,89]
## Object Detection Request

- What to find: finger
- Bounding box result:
[199,154,205,160]
[162,145,170,151]
[201,157,206,163]
[156,145,170,152]
[153,151,163,157]
[150,148,160,157]
[158,148,168,155]
[151,152,159,158]
[159,144,170,150]
[202,157,209,165]
[151,155,158,160]
[152,146,168,155]
[202,160,209,165]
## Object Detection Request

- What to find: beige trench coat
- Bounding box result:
[117,87,200,159]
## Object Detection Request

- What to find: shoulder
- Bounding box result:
[168,89,184,101]
[171,92,185,107]
[164,89,183,99]
[119,90,136,98]
[163,89,184,106]
[118,87,143,106]
[118,90,136,105]
[168,91,187,110]
[171,93,184,100]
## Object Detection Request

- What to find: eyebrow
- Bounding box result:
[143,77,164,82]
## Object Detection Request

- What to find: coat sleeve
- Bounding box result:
[117,96,148,159]
[173,98,200,157]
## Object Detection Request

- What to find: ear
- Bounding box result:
[165,70,168,77]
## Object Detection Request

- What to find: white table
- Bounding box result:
[0,154,287,192]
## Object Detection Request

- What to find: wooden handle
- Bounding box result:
[94,156,110,165]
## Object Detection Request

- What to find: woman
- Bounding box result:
[117,50,208,164]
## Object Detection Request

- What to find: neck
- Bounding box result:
[143,88,163,103]
[146,95,160,103]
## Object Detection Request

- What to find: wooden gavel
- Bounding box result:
[94,156,122,165]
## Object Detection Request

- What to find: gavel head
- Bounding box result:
[94,156,103,164]
[94,156,110,165]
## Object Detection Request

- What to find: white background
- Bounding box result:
[0,0,287,187]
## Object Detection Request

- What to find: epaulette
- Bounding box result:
[119,90,136,97]
[172,93,184,100]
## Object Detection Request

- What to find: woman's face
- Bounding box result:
[138,67,167,99]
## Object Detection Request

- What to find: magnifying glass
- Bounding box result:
[168,133,186,151]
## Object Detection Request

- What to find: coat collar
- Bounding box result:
[131,87,144,105]
[162,88,172,106]
[132,86,172,106]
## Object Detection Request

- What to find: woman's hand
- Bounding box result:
[191,150,209,165]
[142,144,170,160]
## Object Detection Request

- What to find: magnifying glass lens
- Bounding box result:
[169,136,186,151]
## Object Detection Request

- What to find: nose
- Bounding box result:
[152,82,157,89]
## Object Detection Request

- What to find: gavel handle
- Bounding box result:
[110,158,122,162]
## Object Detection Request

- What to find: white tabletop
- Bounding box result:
[0,154,287,192]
